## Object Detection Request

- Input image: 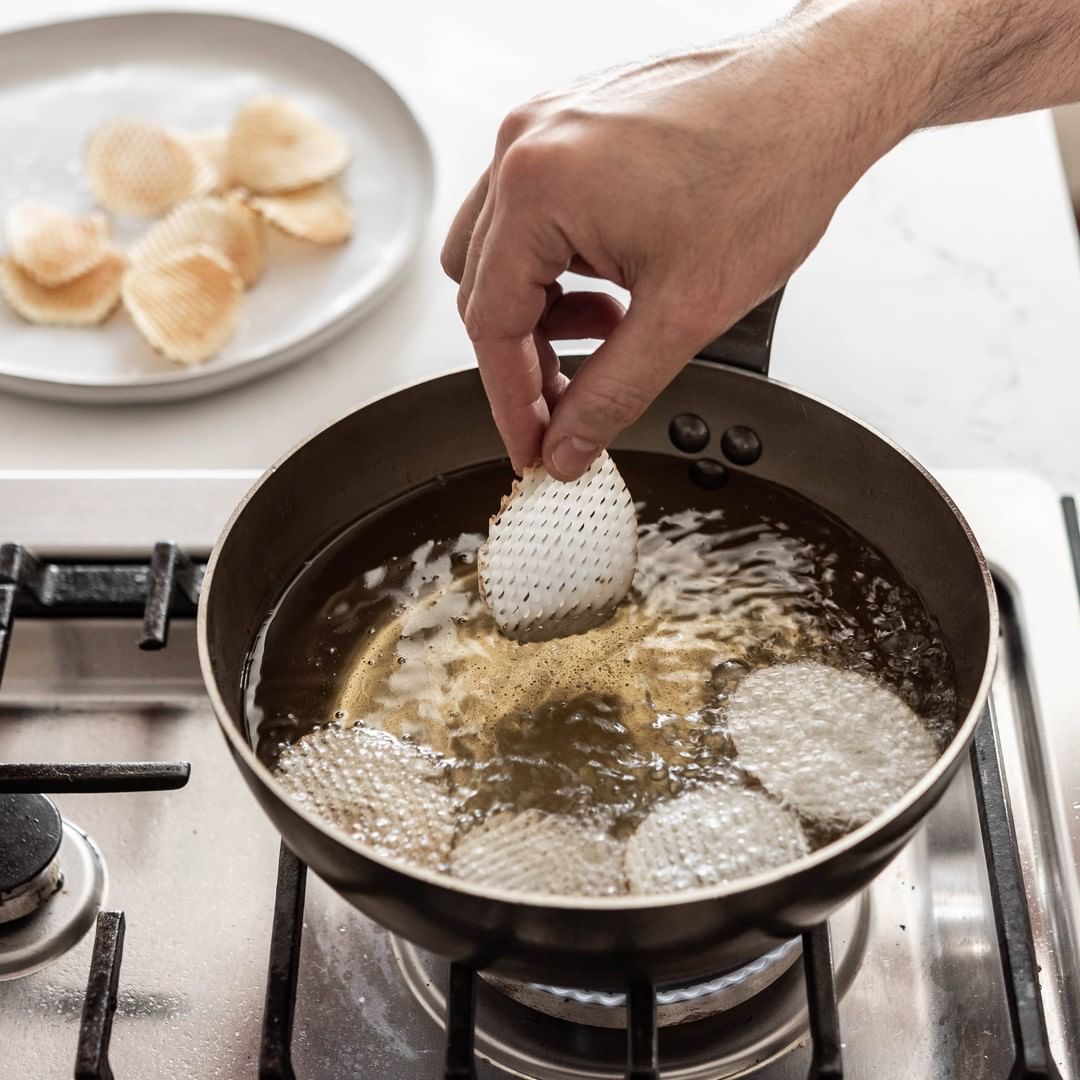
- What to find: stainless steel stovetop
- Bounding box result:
[1,469,1078,1079]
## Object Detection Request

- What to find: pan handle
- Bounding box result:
[694,288,784,376]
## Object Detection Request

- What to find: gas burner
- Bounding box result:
[0,794,64,924]
[485,937,803,1029]
[394,892,868,1079]
[0,818,105,980]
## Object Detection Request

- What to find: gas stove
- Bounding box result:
[0,469,1077,1079]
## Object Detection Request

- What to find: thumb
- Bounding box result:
[540,294,707,480]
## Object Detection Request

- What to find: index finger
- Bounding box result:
[474,333,549,473]
[464,209,573,472]
[440,167,490,282]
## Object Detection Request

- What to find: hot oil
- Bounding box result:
[246,452,958,873]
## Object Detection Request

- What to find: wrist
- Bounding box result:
[772,1,937,176]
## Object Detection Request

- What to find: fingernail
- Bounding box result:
[550,436,600,479]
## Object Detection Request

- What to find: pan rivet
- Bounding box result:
[689,459,728,489]
[721,426,762,466]
[668,414,710,453]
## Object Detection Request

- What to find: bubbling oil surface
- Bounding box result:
[246,453,958,889]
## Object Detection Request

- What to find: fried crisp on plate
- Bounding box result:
[185,129,229,193]
[86,119,215,218]
[227,95,349,194]
[246,183,353,244]
[121,244,242,365]
[5,202,110,287]
[0,249,125,326]
[5,92,355,368]
[130,196,265,287]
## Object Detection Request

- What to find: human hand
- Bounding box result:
[441,20,908,479]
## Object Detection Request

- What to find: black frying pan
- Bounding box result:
[197,294,996,989]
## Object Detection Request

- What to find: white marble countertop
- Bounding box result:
[0,0,1078,493]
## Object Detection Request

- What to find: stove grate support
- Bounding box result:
[626,979,659,1079]
[259,842,307,1080]
[0,541,27,683]
[0,543,195,802]
[139,541,200,650]
[803,923,843,1078]
[0,542,204,681]
[74,910,126,1080]
[0,762,190,793]
[971,708,1061,1079]
[445,964,478,1080]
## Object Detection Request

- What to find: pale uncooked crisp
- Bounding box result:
[450,809,627,896]
[86,118,214,218]
[121,245,242,365]
[5,202,109,286]
[0,249,125,326]
[727,661,940,827]
[247,184,353,244]
[130,197,266,287]
[227,95,350,194]
[478,452,638,642]
[274,723,457,871]
[625,785,807,894]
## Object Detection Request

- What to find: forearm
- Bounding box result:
[443,0,1080,476]
[791,0,1080,139]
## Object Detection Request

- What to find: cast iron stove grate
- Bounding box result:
[256,499,1080,1080]
[1,513,1075,1079]
[0,540,194,1080]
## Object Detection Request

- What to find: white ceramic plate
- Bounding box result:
[0,12,434,403]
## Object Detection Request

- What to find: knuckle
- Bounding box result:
[496,103,536,152]
[499,136,557,190]
[548,104,593,132]
[462,297,489,342]
[440,238,463,281]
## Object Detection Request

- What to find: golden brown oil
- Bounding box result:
[245,452,957,865]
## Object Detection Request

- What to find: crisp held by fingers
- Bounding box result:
[478,451,638,642]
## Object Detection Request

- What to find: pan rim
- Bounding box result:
[197,359,999,912]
